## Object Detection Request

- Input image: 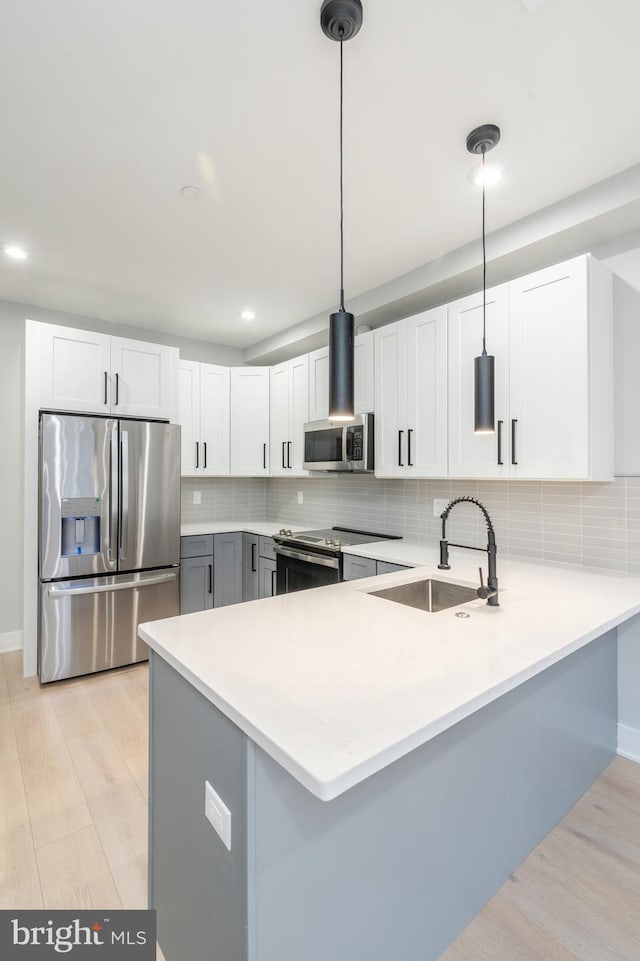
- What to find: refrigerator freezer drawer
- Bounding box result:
[39,569,179,683]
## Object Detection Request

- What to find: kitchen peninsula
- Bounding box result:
[140,547,640,961]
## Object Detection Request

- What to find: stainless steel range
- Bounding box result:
[273,526,400,595]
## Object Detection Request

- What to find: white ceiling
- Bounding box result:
[1,0,640,348]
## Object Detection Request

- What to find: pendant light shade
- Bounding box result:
[321,0,363,421]
[329,309,355,419]
[467,123,501,435]
[474,353,495,433]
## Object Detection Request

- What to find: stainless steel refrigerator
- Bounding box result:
[38,412,180,683]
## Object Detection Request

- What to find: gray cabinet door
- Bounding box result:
[258,557,277,598]
[180,554,214,614]
[243,534,259,602]
[377,561,409,575]
[214,533,243,608]
[342,554,377,580]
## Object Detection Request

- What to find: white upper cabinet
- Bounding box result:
[270,355,309,476]
[178,361,230,477]
[374,307,447,478]
[109,336,177,421]
[230,367,270,476]
[448,286,510,479]
[31,322,178,421]
[308,331,375,422]
[508,256,612,480]
[32,323,112,415]
[448,255,613,481]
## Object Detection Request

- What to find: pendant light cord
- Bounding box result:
[339,33,345,311]
[481,147,487,355]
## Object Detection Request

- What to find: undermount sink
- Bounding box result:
[370,577,478,613]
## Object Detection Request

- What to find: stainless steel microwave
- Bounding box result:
[303,413,374,472]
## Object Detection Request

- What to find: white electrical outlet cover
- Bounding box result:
[192,490,201,505]
[433,498,449,517]
[205,781,231,850]
[297,491,304,504]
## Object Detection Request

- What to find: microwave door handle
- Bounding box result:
[345,426,353,462]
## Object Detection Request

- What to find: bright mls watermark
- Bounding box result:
[0,911,156,958]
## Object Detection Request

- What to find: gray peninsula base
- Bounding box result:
[149,629,617,961]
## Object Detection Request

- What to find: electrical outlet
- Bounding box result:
[297,491,304,504]
[205,781,231,850]
[433,498,449,517]
[192,490,201,505]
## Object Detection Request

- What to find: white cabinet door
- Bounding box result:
[354,330,375,413]
[200,364,230,476]
[406,306,448,477]
[178,361,200,476]
[288,354,309,475]
[374,320,407,477]
[508,258,588,480]
[308,347,330,422]
[448,286,509,479]
[110,337,177,420]
[36,323,112,414]
[270,362,290,476]
[230,367,270,476]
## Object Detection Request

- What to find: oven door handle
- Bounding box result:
[274,546,340,570]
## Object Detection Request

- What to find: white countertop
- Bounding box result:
[181,520,305,538]
[142,542,640,802]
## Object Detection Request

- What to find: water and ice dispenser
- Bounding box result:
[60,497,101,556]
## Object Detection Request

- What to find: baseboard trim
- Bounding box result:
[617,723,640,764]
[0,630,23,654]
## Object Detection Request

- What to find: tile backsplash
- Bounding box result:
[181,477,266,523]
[182,474,640,575]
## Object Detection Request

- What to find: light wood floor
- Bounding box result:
[2,650,639,960]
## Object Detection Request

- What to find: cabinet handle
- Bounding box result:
[271,569,276,596]
[287,440,292,469]
[203,442,207,469]
[282,442,286,469]
[208,564,213,594]
[251,543,257,573]
[511,419,518,465]
[195,442,199,469]
[263,443,267,469]
[103,371,108,405]
[497,420,503,465]
[114,372,119,406]
[408,429,413,467]
[398,430,404,467]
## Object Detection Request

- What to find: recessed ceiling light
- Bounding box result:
[4,245,29,260]
[240,309,256,321]
[468,163,503,187]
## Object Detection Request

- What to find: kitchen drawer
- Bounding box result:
[259,536,276,560]
[181,534,214,559]
[342,555,377,581]
[377,561,410,575]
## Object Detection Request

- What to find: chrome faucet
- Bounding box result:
[438,496,499,606]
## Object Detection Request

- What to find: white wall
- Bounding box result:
[0,297,244,645]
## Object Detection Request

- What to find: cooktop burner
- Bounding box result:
[274,526,401,553]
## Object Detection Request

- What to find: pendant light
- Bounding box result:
[321,0,363,421]
[466,124,501,434]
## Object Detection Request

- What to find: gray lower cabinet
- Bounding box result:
[180,536,214,614]
[258,556,277,598]
[214,533,243,608]
[243,534,259,602]
[377,560,410,575]
[343,555,410,580]
[342,554,376,580]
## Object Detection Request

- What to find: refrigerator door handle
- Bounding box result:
[47,571,178,598]
[120,430,129,560]
[108,427,119,563]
